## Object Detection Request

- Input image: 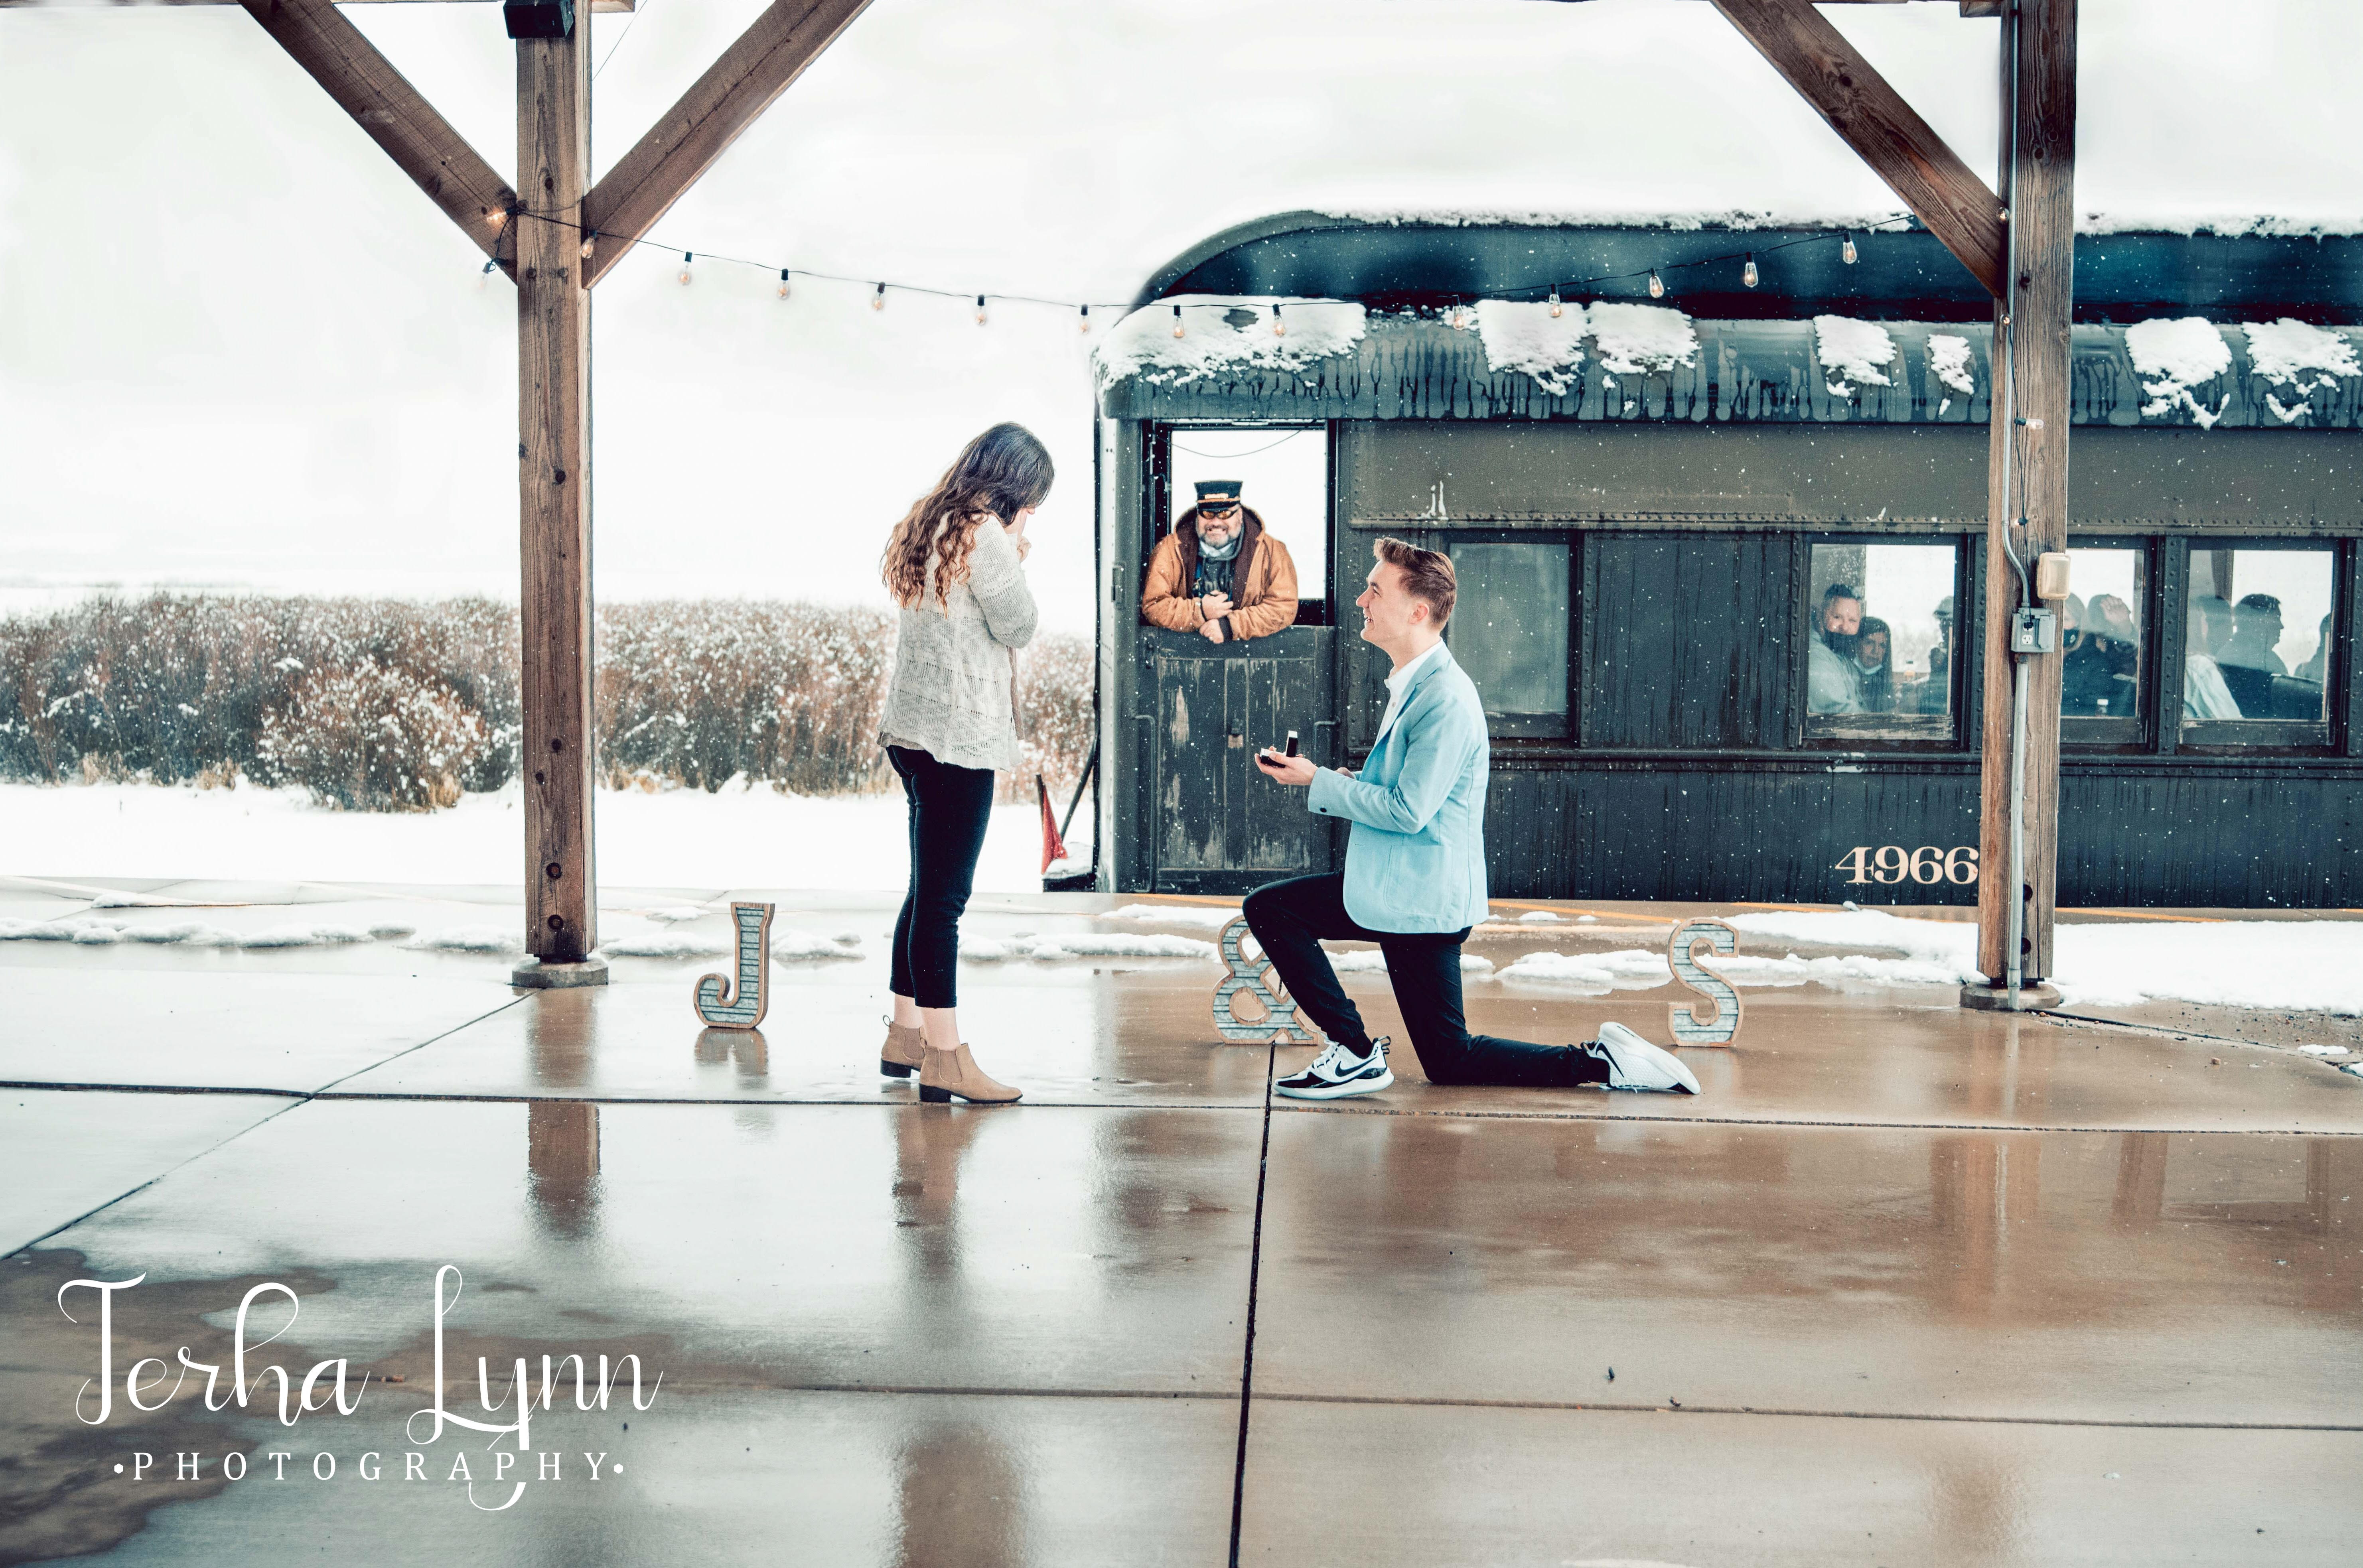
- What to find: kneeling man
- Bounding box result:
[1248,538,1698,1101]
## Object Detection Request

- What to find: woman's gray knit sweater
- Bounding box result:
[877,516,1038,772]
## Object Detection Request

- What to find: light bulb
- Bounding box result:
[1841,232,1858,265]
[580,236,595,261]
[872,283,886,311]
[1078,305,1091,333]
[481,258,498,276]
[677,251,693,286]
[1742,254,1759,289]
[1548,290,1562,319]
[1647,270,1665,299]
[1172,304,1185,339]
[485,209,506,229]
[777,269,791,300]
[975,295,988,325]
[1272,304,1286,337]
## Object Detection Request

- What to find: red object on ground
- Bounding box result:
[1037,774,1068,873]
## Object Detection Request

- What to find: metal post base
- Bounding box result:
[511,955,609,990]
[1959,981,2061,1013]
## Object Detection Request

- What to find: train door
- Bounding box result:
[1140,424,1337,894]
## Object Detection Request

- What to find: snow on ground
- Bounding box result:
[0,780,1057,895]
[1100,903,1244,929]
[1724,909,2363,1015]
[7,782,2361,1012]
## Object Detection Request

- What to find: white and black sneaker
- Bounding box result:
[1274,1037,1395,1100]
[1586,1022,1701,1095]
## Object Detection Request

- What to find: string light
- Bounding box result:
[473,204,1910,328]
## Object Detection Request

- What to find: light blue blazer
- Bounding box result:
[1306,644,1491,934]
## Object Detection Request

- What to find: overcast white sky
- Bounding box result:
[1,0,2356,632]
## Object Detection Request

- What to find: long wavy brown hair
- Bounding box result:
[881,423,1055,611]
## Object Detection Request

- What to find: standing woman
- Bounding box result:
[875,423,1051,1104]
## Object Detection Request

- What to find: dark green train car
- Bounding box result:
[1086,217,2363,906]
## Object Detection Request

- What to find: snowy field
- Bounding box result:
[0,780,1060,895]
[5,782,2360,1024]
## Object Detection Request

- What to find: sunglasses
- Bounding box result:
[1199,502,1241,520]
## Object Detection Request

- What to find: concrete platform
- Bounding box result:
[0,883,2357,1564]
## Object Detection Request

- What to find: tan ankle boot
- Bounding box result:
[880,1016,927,1079]
[919,1044,1021,1105]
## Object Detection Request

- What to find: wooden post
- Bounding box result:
[511,17,602,987]
[1970,0,2075,1006]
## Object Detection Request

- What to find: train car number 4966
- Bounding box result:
[1834,845,1980,885]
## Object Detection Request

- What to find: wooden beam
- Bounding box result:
[514,16,600,978]
[1709,0,2006,297]
[3,2,637,10]
[237,0,516,264]
[1974,0,2075,993]
[580,0,874,288]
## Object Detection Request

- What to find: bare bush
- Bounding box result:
[257,658,491,811]
[0,594,1097,810]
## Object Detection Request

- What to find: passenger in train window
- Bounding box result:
[1808,581,1865,714]
[1916,594,1955,715]
[2295,613,2334,685]
[1852,617,1894,711]
[2061,593,2138,718]
[2213,592,2289,717]
[2182,594,2243,720]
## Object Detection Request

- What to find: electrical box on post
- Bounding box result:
[504,0,575,39]
[2011,607,2058,655]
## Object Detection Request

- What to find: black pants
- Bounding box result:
[1243,873,1608,1088]
[888,745,996,1009]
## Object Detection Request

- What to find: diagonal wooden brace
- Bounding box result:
[1710,0,2006,297]
[239,0,519,269]
[580,0,874,287]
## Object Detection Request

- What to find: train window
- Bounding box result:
[1804,541,1959,739]
[2180,544,2336,742]
[1447,540,1571,736]
[1165,425,1328,602]
[2061,546,2146,731]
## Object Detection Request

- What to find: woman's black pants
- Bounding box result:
[888,745,996,1008]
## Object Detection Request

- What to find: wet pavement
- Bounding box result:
[0,881,2357,1565]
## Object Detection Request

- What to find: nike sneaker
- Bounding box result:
[1586,1021,1701,1095]
[1274,1036,1395,1101]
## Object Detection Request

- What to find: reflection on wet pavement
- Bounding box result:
[1,886,2357,1563]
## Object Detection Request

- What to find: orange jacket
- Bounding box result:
[1140,507,1301,642]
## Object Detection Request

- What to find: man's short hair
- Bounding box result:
[1822,581,1862,605]
[1374,537,1456,628]
[2237,592,2282,617]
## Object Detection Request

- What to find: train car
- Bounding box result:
[1085,215,2363,906]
